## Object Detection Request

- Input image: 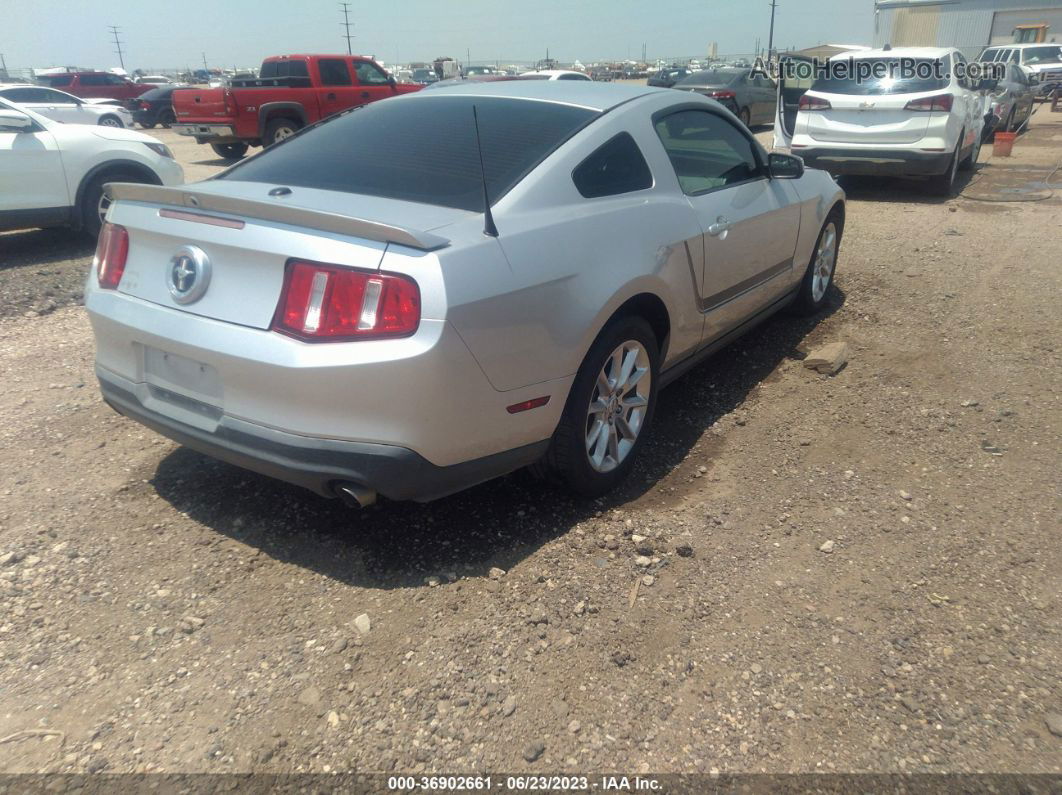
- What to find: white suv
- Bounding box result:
[774,47,988,195]
[979,43,1062,99]
[0,97,183,236]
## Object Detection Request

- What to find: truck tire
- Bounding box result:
[210,142,249,161]
[264,118,300,147]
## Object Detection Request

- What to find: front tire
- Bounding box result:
[791,213,842,315]
[80,170,153,237]
[210,142,249,160]
[98,114,123,128]
[545,316,659,498]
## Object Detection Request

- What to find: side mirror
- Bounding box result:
[388,75,397,87]
[768,152,804,179]
[0,109,35,132]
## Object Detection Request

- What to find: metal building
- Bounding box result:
[874,0,1062,57]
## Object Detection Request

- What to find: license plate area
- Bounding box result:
[141,345,222,411]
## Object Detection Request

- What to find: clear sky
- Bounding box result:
[2,0,875,72]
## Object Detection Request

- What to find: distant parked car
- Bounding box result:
[411,67,438,85]
[647,68,691,88]
[520,69,592,81]
[37,72,152,107]
[978,43,1062,99]
[135,75,174,85]
[775,47,988,196]
[982,62,1036,138]
[0,96,182,236]
[673,68,776,127]
[133,85,184,128]
[466,66,498,76]
[0,85,133,127]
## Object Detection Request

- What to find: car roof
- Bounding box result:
[987,42,1061,50]
[409,79,662,111]
[832,47,956,60]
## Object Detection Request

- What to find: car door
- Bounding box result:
[315,57,359,117]
[653,108,801,341]
[774,55,815,149]
[0,111,68,212]
[1012,66,1035,123]
[752,74,777,124]
[37,88,87,123]
[352,61,396,106]
[951,52,982,147]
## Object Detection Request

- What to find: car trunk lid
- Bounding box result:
[804,91,933,144]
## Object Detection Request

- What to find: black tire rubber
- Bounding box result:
[158,109,176,128]
[960,130,981,171]
[545,316,660,498]
[80,169,145,238]
[264,118,300,147]
[98,114,123,128]
[739,107,751,127]
[790,211,843,316]
[210,142,249,160]
[140,121,157,129]
[928,139,960,196]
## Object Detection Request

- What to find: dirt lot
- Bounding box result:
[0,110,1060,778]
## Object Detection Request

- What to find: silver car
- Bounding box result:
[87,82,844,505]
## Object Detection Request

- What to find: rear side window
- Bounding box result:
[318,58,352,86]
[573,132,653,198]
[811,57,949,95]
[654,109,761,194]
[79,74,108,86]
[1,87,51,102]
[42,75,73,87]
[220,96,598,211]
[259,60,309,79]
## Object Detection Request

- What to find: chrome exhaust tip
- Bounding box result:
[334,482,377,508]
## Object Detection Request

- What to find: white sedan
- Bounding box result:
[520,69,593,81]
[0,97,183,236]
[0,85,133,128]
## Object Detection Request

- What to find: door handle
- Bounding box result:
[361,91,370,98]
[707,216,731,237]
[326,92,337,100]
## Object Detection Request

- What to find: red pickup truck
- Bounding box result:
[172,54,421,159]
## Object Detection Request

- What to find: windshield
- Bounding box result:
[811,57,949,95]
[677,70,743,86]
[1023,46,1062,64]
[219,96,598,211]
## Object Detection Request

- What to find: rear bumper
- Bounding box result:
[173,123,237,141]
[98,367,548,503]
[793,146,953,176]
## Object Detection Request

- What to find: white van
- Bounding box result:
[978,43,1062,98]
[774,47,990,195]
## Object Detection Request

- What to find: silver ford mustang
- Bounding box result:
[87,81,844,506]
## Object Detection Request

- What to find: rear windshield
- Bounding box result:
[1022,46,1062,65]
[258,60,309,79]
[811,57,949,95]
[677,70,744,86]
[220,96,598,211]
[141,87,174,100]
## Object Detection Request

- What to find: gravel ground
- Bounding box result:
[0,110,1059,776]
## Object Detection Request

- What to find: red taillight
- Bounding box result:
[94,222,128,289]
[223,88,236,116]
[798,95,831,111]
[139,100,150,110]
[708,90,736,99]
[904,93,953,112]
[272,261,420,341]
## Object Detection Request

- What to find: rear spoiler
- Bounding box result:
[103,182,451,251]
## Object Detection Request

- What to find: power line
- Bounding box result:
[108,25,126,70]
[339,3,354,56]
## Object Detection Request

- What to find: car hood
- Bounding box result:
[83,98,127,107]
[1027,62,1062,73]
[90,125,161,144]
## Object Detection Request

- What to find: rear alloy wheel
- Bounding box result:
[791,215,841,315]
[264,118,299,147]
[98,115,123,128]
[928,139,960,196]
[739,106,751,127]
[546,316,659,497]
[210,142,249,161]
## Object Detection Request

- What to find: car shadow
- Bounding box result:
[151,285,846,590]
[837,168,978,204]
[0,227,94,271]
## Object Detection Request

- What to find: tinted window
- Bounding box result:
[654,110,761,195]
[981,49,999,61]
[141,87,175,101]
[41,75,73,86]
[79,74,109,86]
[221,96,597,211]
[572,132,653,198]
[558,72,590,81]
[318,58,352,86]
[354,62,390,85]
[1023,46,1062,64]
[259,60,309,79]
[678,70,744,86]
[811,57,949,95]
[1,87,52,102]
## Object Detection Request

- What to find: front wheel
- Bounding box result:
[210,142,249,160]
[791,214,841,315]
[545,316,659,498]
[80,170,153,237]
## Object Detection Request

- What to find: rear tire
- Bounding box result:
[928,139,960,196]
[264,118,300,147]
[739,106,751,127]
[158,109,176,128]
[960,130,981,171]
[791,212,842,316]
[140,121,157,129]
[210,142,249,161]
[545,316,659,498]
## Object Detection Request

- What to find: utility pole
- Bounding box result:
[108,25,126,71]
[767,0,778,58]
[339,3,353,56]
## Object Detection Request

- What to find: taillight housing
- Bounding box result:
[223,88,236,116]
[94,222,128,289]
[798,95,832,111]
[904,93,953,112]
[139,100,150,110]
[707,90,736,99]
[272,261,420,341]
